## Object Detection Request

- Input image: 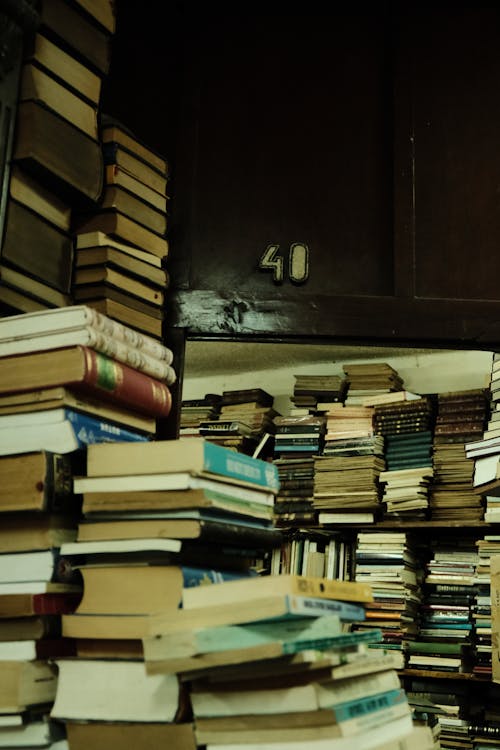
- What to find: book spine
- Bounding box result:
[33,593,82,615]
[78,347,172,418]
[180,566,256,588]
[286,595,365,621]
[84,327,176,384]
[85,307,173,363]
[203,441,280,492]
[65,409,149,445]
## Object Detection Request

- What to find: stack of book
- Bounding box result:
[472,535,496,678]
[270,529,351,580]
[313,407,384,525]
[49,439,283,748]
[410,537,478,676]
[0,306,177,452]
[180,393,222,433]
[273,414,325,459]
[141,574,416,750]
[73,120,170,340]
[430,390,489,522]
[272,456,318,528]
[292,373,347,412]
[1,0,115,314]
[352,531,423,655]
[343,362,404,406]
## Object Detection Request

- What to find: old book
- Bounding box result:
[0,719,65,747]
[0,514,76,552]
[76,247,167,288]
[76,230,164,267]
[1,200,73,294]
[72,0,116,33]
[9,165,71,230]
[101,121,168,174]
[105,164,167,211]
[0,284,50,315]
[52,659,184,722]
[0,265,70,308]
[20,63,98,139]
[0,346,172,418]
[13,100,103,202]
[86,438,280,491]
[74,265,165,306]
[0,406,148,456]
[0,451,81,514]
[0,615,61,641]
[0,387,156,434]
[102,142,167,193]
[38,0,112,75]
[0,660,57,712]
[77,290,164,338]
[0,304,172,361]
[65,722,196,750]
[101,186,167,235]
[0,588,81,618]
[74,210,168,258]
[25,32,102,104]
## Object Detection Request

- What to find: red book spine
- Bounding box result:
[75,346,172,418]
[33,593,82,615]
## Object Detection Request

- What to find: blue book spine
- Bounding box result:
[180,566,257,589]
[65,409,149,446]
[333,688,406,722]
[203,440,280,492]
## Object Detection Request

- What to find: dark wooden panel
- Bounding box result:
[169,8,395,297]
[412,5,500,301]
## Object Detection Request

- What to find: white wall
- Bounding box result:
[182,347,494,417]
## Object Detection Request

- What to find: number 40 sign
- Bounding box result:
[258,243,310,284]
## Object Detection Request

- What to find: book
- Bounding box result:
[0,513,76,552]
[319,512,375,524]
[20,62,98,139]
[362,391,422,407]
[0,589,81,618]
[9,165,71,230]
[1,200,73,294]
[25,32,102,104]
[51,659,183,722]
[0,451,81,513]
[0,304,173,362]
[74,265,165,306]
[78,294,163,339]
[0,264,71,308]
[0,718,65,747]
[74,210,168,258]
[101,186,167,235]
[85,438,280,492]
[102,141,168,192]
[0,638,76,660]
[0,346,172,418]
[0,284,50,315]
[65,722,197,750]
[70,564,254,616]
[0,407,150,455]
[1,660,57,712]
[13,100,103,203]
[76,230,164,267]
[76,515,282,547]
[101,121,168,174]
[38,0,112,75]
[0,549,65,584]
[0,387,156,434]
[104,164,167,211]
[75,244,168,287]
[182,574,373,609]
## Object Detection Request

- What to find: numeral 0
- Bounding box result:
[258,243,310,284]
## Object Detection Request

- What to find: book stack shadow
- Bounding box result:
[72,119,170,340]
[141,574,425,750]
[50,438,283,748]
[0,0,115,314]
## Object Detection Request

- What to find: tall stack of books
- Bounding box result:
[374,397,435,520]
[49,439,283,747]
[73,120,170,340]
[343,362,404,406]
[273,414,326,459]
[313,405,384,525]
[409,536,478,678]
[352,532,423,655]
[180,393,222,434]
[141,574,417,750]
[292,373,347,412]
[472,535,496,678]
[1,0,115,314]
[272,455,318,528]
[430,390,489,522]
[0,306,177,451]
